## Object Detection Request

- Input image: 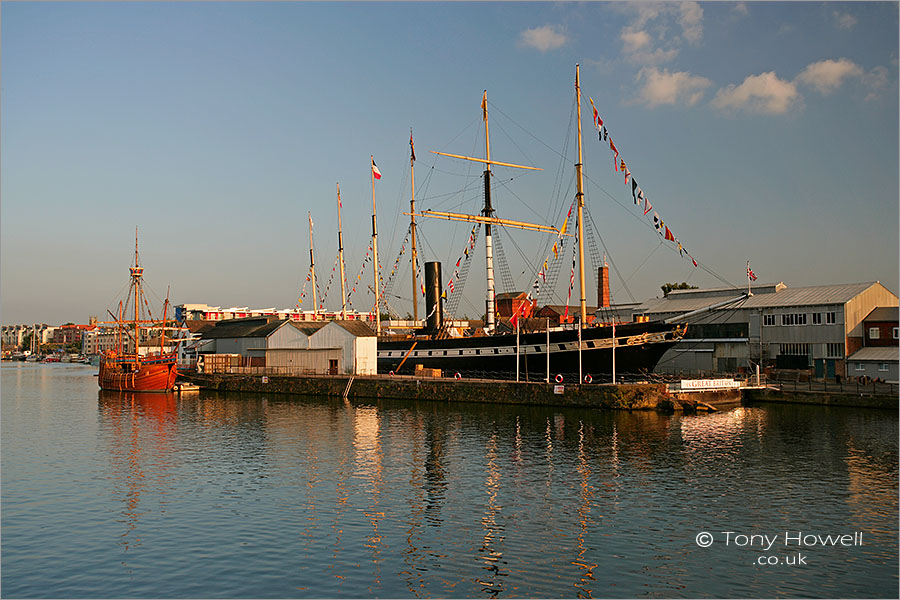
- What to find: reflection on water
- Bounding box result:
[98,391,178,556]
[1,364,897,598]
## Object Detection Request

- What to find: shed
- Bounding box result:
[309,320,377,375]
[200,317,326,359]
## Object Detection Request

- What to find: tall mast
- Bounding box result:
[482,91,497,333]
[131,227,141,357]
[371,156,381,335]
[308,212,318,319]
[420,93,542,333]
[161,287,169,355]
[409,130,419,322]
[575,65,588,325]
[336,183,348,320]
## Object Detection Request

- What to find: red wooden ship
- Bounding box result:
[98,231,178,392]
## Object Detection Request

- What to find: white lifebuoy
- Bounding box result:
[454,372,461,380]
[389,370,394,376]
[584,374,592,384]
[555,374,563,383]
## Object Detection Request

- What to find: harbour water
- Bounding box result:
[2,362,897,598]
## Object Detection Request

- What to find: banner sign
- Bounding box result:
[680,378,739,390]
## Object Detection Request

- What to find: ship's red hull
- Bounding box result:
[98,355,178,392]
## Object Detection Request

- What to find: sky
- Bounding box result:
[2,1,898,326]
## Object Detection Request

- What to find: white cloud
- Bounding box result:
[625,44,679,66]
[833,10,857,30]
[796,58,863,94]
[635,67,712,108]
[518,25,567,52]
[621,29,651,54]
[618,2,703,65]
[862,65,890,102]
[733,3,749,17]
[711,72,801,114]
[678,2,704,44]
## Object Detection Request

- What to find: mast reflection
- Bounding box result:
[353,406,385,592]
[477,432,507,598]
[98,390,177,556]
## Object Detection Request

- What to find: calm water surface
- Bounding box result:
[2,363,897,598]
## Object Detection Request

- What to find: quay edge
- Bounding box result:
[183,372,686,411]
[743,386,896,410]
[179,373,896,411]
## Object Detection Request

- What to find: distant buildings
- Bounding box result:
[174,303,374,323]
[2,324,57,354]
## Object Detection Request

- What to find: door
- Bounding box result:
[328,359,338,375]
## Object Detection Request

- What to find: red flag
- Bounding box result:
[589,97,603,130]
[747,262,758,281]
[610,140,619,170]
[664,226,675,242]
[372,158,382,180]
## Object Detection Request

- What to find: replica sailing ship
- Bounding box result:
[376,65,686,379]
[97,232,178,392]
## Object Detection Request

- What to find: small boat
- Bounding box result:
[97,231,178,392]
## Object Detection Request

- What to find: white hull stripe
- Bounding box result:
[378,332,672,359]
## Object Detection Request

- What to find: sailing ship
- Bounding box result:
[375,65,686,379]
[97,232,178,392]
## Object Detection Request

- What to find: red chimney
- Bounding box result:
[598,263,610,307]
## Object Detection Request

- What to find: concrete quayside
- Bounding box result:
[179,371,879,413]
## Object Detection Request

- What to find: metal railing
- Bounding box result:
[768,377,897,397]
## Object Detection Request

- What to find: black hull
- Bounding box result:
[378,321,684,381]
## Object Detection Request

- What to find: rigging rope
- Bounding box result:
[491,226,517,295]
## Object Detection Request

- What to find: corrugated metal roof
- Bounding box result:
[203,317,289,339]
[865,307,899,322]
[638,282,886,315]
[847,347,899,362]
[291,322,328,336]
[330,320,376,337]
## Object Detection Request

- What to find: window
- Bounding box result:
[780,343,810,356]
[826,343,844,358]
[869,327,880,339]
[781,313,807,326]
[894,327,899,340]
[812,313,822,325]
[825,312,836,324]
[763,314,776,326]
[855,362,865,371]
[879,363,889,372]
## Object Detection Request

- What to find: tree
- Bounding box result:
[661,282,698,297]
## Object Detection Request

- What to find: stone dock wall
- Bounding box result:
[181,373,893,410]
[183,372,689,410]
[743,387,896,409]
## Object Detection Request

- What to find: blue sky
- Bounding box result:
[2,1,897,325]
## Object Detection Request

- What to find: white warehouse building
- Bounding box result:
[633,281,898,377]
